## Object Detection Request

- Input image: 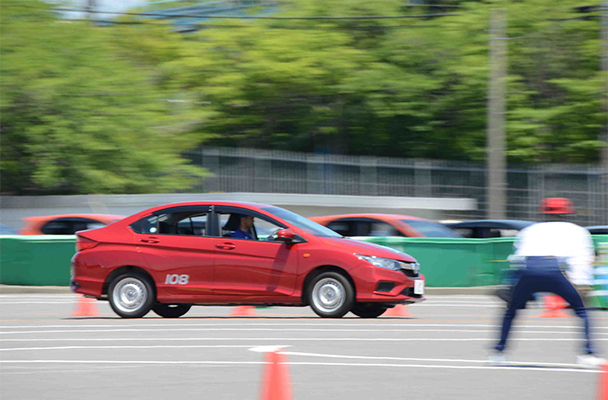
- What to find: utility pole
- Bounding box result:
[87,0,96,23]
[487,8,507,219]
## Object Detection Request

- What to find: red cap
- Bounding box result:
[540,198,575,215]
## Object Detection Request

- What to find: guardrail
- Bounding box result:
[1,235,606,287]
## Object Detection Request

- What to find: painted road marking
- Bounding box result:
[0,345,278,352]
[0,359,599,374]
[2,337,607,343]
[0,327,604,336]
[0,322,599,329]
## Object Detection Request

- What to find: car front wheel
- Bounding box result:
[308,271,354,318]
[152,304,191,318]
[108,272,155,318]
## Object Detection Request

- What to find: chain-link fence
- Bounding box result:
[185,147,608,225]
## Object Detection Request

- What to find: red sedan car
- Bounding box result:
[310,214,463,238]
[71,202,425,319]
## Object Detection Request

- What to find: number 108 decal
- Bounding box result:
[165,274,189,285]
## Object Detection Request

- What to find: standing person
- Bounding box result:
[490,198,604,368]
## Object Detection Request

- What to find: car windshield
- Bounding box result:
[262,206,343,238]
[402,219,463,238]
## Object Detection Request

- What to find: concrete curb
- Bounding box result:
[0,284,498,295]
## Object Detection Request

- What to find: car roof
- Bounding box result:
[142,201,272,212]
[122,201,277,223]
[310,214,428,222]
[446,220,535,230]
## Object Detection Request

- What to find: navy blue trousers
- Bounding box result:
[495,257,594,354]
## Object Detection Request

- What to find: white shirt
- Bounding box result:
[514,222,595,286]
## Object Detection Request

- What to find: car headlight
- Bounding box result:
[356,254,419,273]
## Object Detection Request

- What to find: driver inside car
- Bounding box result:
[230,214,255,240]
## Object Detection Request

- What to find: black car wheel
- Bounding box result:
[308,271,354,318]
[108,272,155,318]
[152,304,192,318]
[350,303,388,318]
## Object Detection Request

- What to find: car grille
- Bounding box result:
[400,269,419,278]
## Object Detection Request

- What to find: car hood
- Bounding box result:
[318,237,416,262]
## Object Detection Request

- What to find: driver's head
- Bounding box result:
[239,215,254,230]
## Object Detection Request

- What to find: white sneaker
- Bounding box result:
[577,354,606,369]
[488,352,507,366]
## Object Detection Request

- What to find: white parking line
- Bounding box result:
[0,327,601,335]
[2,337,606,343]
[0,302,80,305]
[0,345,270,352]
[0,359,597,374]
[1,322,595,329]
[1,344,586,371]
[281,350,585,369]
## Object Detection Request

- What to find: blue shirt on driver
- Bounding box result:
[230,228,254,240]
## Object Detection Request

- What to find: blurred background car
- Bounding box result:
[19,214,125,235]
[310,214,463,238]
[585,226,608,235]
[444,220,534,238]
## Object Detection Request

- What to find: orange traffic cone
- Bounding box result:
[599,362,608,400]
[537,295,572,319]
[384,304,412,317]
[230,305,257,317]
[260,351,293,400]
[71,296,100,317]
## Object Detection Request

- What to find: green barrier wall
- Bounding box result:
[0,234,607,287]
[0,236,76,286]
[359,235,608,287]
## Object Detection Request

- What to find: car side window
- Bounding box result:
[131,210,211,237]
[41,220,73,235]
[218,211,283,241]
[370,221,401,237]
[41,218,105,235]
[327,221,353,236]
[130,215,159,234]
[176,214,207,236]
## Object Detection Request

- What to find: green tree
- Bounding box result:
[0,0,207,195]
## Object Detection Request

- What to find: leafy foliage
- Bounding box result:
[1,0,207,195]
[1,0,604,195]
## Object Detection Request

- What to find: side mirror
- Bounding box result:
[276,229,295,243]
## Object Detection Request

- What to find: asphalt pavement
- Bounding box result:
[1,293,606,400]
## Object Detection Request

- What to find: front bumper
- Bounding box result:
[350,264,426,303]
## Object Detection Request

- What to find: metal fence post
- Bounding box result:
[201,147,220,192]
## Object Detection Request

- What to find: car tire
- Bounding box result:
[308,271,354,318]
[152,304,191,318]
[108,272,155,318]
[350,303,387,318]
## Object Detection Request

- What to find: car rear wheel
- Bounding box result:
[308,271,354,318]
[108,272,155,318]
[350,303,387,318]
[152,304,191,318]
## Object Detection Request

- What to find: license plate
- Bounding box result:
[414,280,425,295]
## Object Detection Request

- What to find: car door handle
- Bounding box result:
[216,243,235,250]
[139,238,160,244]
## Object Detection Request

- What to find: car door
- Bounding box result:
[211,206,299,297]
[130,205,215,300]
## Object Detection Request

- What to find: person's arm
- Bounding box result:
[566,227,595,286]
